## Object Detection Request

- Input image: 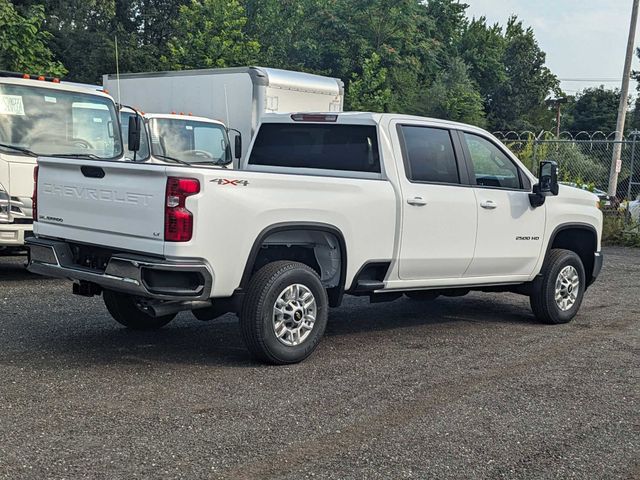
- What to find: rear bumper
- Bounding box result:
[0,223,33,246]
[26,237,213,301]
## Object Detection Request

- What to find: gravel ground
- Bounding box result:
[0,247,638,480]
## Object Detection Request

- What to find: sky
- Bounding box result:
[465,0,640,97]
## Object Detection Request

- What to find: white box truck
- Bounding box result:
[103,67,344,161]
[0,71,125,252]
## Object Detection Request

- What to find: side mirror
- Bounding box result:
[539,160,559,195]
[128,115,141,152]
[234,134,242,160]
[529,160,559,208]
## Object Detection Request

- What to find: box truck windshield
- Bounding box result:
[148,117,232,166]
[0,83,122,159]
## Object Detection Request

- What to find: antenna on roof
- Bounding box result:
[224,84,230,128]
[114,35,121,106]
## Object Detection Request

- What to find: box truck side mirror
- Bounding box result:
[234,135,242,160]
[128,115,141,152]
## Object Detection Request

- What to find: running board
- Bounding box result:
[355,280,385,292]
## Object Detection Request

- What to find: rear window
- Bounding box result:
[248,123,381,173]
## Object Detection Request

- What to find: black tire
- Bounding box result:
[240,261,328,365]
[103,289,176,330]
[530,248,586,324]
[405,291,440,301]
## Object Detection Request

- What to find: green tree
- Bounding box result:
[566,86,623,134]
[458,16,506,104]
[164,0,260,69]
[346,52,391,111]
[422,57,486,126]
[0,0,66,76]
[487,17,559,131]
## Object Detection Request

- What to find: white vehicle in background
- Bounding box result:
[0,71,124,252]
[119,108,237,167]
[629,195,640,222]
[104,67,344,163]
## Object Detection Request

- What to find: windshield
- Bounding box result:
[149,118,231,165]
[0,82,122,159]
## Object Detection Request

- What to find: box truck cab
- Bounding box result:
[103,67,344,164]
[119,108,236,167]
[0,72,123,251]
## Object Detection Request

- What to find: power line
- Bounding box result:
[559,78,622,82]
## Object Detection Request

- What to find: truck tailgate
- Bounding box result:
[35,157,167,256]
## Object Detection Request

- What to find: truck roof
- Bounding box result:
[119,107,226,126]
[104,66,344,96]
[260,112,490,135]
[0,75,114,101]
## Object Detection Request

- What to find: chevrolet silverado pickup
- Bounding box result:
[27,112,603,364]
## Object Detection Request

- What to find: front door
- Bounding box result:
[460,132,545,277]
[395,123,478,280]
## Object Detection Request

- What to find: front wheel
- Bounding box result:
[103,290,176,330]
[240,261,328,364]
[530,249,586,324]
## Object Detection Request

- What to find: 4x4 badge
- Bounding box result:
[210,179,249,186]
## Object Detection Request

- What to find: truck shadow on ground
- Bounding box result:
[4,294,540,369]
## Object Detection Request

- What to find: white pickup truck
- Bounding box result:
[27,112,603,364]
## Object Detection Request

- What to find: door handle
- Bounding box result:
[407,197,427,206]
[480,200,497,209]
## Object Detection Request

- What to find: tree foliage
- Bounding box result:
[164,0,260,69]
[565,86,622,134]
[0,0,66,76]
[346,53,391,112]
[4,0,569,132]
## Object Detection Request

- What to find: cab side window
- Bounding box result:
[400,126,460,184]
[463,133,522,189]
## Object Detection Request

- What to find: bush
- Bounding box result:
[602,213,640,247]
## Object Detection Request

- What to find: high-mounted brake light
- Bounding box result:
[32,166,39,222]
[291,113,338,122]
[165,177,200,242]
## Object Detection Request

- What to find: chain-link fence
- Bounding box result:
[495,132,640,202]
[496,132,640,243]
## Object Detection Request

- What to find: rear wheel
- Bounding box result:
[240,261,328,365]
[530,249,586,324]
[103,289,176,330]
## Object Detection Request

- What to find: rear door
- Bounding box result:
[35,157,168,255]
[394,122,478,280]
[459,131,545,277]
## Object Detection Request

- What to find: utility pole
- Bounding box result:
[608,0,640,197]
[545,97,567,138]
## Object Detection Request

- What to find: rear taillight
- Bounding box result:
[165,177,199,242]
[32,165,38,222]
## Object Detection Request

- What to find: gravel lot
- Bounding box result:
[0,247,638,479]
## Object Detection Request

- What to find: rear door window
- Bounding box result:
[248,123,381,173]
[399,126,460,184]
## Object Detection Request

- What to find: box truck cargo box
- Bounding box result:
[103,67,344,160]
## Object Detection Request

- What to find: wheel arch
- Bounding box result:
[239,222,348,306]
[545,223,598,285]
